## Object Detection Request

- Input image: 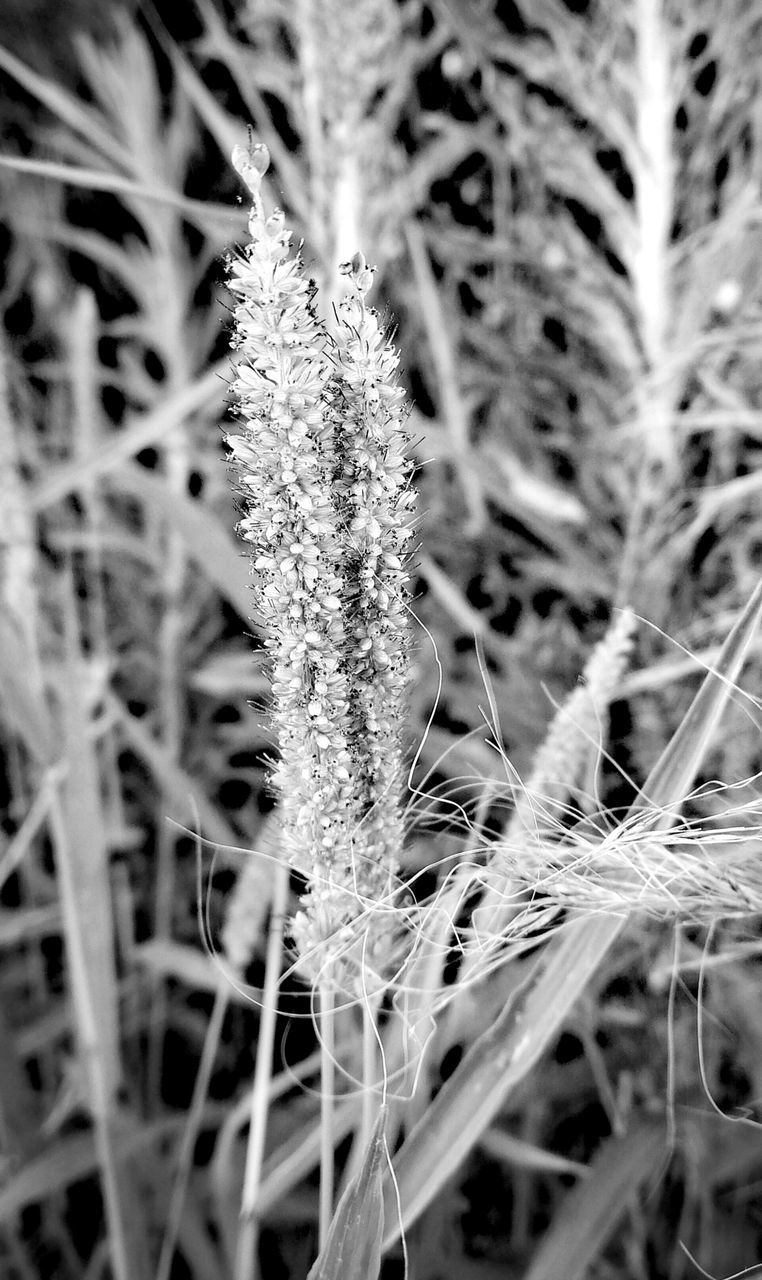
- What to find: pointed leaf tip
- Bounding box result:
[308,1107,387,1280]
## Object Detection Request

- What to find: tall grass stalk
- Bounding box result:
[226,134,414,1255]
[235,857,289,1280]
[317,984,336,1250]
[156,985,229,1280]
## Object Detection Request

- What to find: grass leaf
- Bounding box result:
[382,916,622,1249]
[308,1107,387,1280]
[30,363,227,509]
[53,585,121,1104]
[115,461,252,621]
[635,577,762,822]
[0,617,53,764]
[0,42,132,165]
[523,1121,665,1280]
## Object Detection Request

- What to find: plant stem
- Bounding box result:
[156,983,229,1280]
[235,857,289,1280]
[319,982,336,1250]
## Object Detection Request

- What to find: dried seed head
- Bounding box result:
[508,608,638,840]
[226,137,413,993]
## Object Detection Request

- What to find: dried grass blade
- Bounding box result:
[635,576,762,823]
[479,1128,590,1179]
[53,590,121,1103]
[522,1121,665,1280]
[0,904,61,947]
[0,153,245,235]
[30,363,227,510]
[381,915,622,1249]
[168,43,248,166]
[48,584,147,1278]
[155,988,229,1280]
[256,1098,359,1221]
[0,617,52,764]
[0,998,42,1160]
[0,44,131,165]
[110,693,241,850]
[114,462,251,620]
[234,858,289,1280]
[405,222,485,532]
[307,1107,387,1280]
[131,939,240,997]
[0,1131,100,1222]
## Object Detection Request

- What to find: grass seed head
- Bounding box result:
[227,141,413,993]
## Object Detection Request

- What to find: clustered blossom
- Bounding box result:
[506,607,636,839]
[465,609,637,964]
[226,143,413,986]
[329,253,415,867]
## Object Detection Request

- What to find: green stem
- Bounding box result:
[235,857,289,1280]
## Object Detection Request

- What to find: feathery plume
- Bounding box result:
[507,607,637,838]
[226,143,414,989]
[464,609,637,969]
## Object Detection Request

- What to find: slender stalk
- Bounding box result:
[49,797,132,1280]
[362,999,378,1153]
[318,982,336,1250]
[156,984,229,1280]
[632,0,674,458]
[226,135,413,1272]
[295,0,329,284]
[235,857,289,1280]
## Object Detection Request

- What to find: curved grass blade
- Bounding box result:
[0,43,132,166]
[635,577,762,820]
[308,1107,387,1280]
[382,579,762,1250]
[30,363,226,509]
[114,462,252,622]
[0,153,245,237]
[382,914,621,1249]
[523,1121,665,1280]
[0,616,52,765]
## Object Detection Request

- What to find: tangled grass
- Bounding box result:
[2,3,762,1280]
